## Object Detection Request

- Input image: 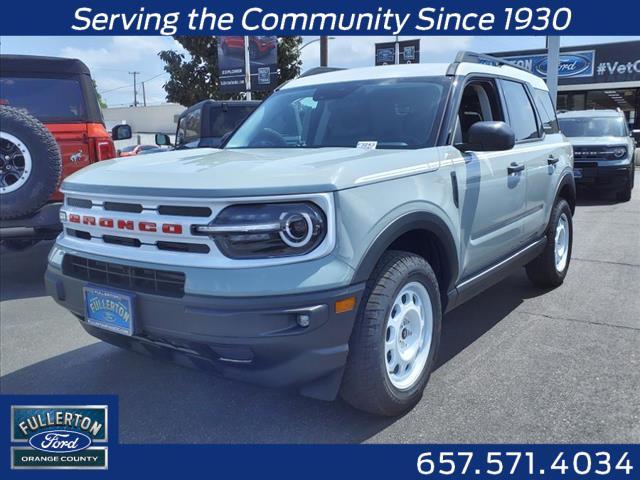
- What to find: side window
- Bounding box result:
[533,88,559,134]
[454,80,504,144]
[176,117,186,145]
[501,80,539,141]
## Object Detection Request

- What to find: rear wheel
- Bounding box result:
[340,251,441,416]
[525,199,573,288]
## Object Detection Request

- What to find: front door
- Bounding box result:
[450,79,528,278]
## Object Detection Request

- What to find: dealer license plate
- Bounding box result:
[84,286,135,336]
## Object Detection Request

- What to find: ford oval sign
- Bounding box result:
[28,429,92,453]
[535,54,593,78]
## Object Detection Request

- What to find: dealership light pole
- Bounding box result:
[320,36,329,67]
[244,36,252,100]
[546,36,561,107]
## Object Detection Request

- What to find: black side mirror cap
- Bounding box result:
[463,121,516,152]
[155,133,172,146]
[111,124,132,141]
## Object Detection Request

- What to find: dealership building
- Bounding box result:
[493,40,640,129]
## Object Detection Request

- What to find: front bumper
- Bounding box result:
[574,162,633,189]
[45,264,365,400]
[0,202,62,241]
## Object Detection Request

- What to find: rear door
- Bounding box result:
[526,88,569,241]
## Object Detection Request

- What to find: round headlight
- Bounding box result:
[613,147,626,158]
[280,212,313,247]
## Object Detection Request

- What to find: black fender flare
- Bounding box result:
[351,211,459,295]
[554,170,576,214]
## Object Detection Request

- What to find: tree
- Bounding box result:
[159,36,302,106]
[92,80,108,109]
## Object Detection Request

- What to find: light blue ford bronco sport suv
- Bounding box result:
[46,52,575,416]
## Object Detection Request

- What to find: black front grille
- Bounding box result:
[103,201,143,213]
[63,254,185,297]
[573,146,625,160]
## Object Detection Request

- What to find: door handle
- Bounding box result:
[547,155,560,165]
[508,162,525,174]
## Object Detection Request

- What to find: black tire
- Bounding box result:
[525,199,573,288]
[0,106,61,219]
[616,171,633,202]
[341,251,442,416]
[0,239,38,252]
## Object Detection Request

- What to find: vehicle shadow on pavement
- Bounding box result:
[1,267,551,443]
[0,240,53,301]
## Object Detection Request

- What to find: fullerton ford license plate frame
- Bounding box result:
[84,286,136,336]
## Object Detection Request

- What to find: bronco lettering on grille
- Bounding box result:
[68,215,182,234]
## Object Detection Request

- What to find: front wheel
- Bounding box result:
[340,251,441,416]
[525,198,573,288]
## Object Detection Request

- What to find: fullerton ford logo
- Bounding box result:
[11,405,109,470]
[28,430,92,453]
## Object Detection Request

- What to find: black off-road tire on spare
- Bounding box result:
[0,106,61,220]
[340,251,442,416]
[525,199,573,288]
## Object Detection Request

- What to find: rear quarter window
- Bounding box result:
[501,80,540,142]
[0,76,87,122]
[533,88,559,134]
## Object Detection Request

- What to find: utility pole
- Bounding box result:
[128,71,140,107]
[141,81,147,107]
[320,36,328,67]
[546,36,561,107]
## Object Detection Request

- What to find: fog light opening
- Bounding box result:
[297,314,311,328]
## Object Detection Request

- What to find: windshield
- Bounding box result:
[226,77,450,149]
[0,76,87,122]
[559,116,627,137]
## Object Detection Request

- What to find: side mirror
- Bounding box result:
[465,121,515,152]
[111,124,132,141]
[155,133,172,146]
[631,130,640,143]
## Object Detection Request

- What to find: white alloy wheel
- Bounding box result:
[384,281,433,390]
[0,132,32,194]
[554,212,570,272]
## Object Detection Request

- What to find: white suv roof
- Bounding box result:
[285,51,548,91]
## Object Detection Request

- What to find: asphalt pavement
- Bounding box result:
[1,173,639,443]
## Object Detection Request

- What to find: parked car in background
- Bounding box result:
[118,144,159,157]
[0,54,130,251]
[155,100,259,150]
[558,109,635,201]
[137,146,170,155]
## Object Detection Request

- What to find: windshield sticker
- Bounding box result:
[356,141,378,150]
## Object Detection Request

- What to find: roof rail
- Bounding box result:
[446,51,530,76]
[298,67,346,78]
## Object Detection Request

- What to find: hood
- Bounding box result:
[566,136,629,146]
[62,147,440,198]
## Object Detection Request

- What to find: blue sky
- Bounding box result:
[1,36,638,107]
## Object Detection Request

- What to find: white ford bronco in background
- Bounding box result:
[46,52,575,416]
